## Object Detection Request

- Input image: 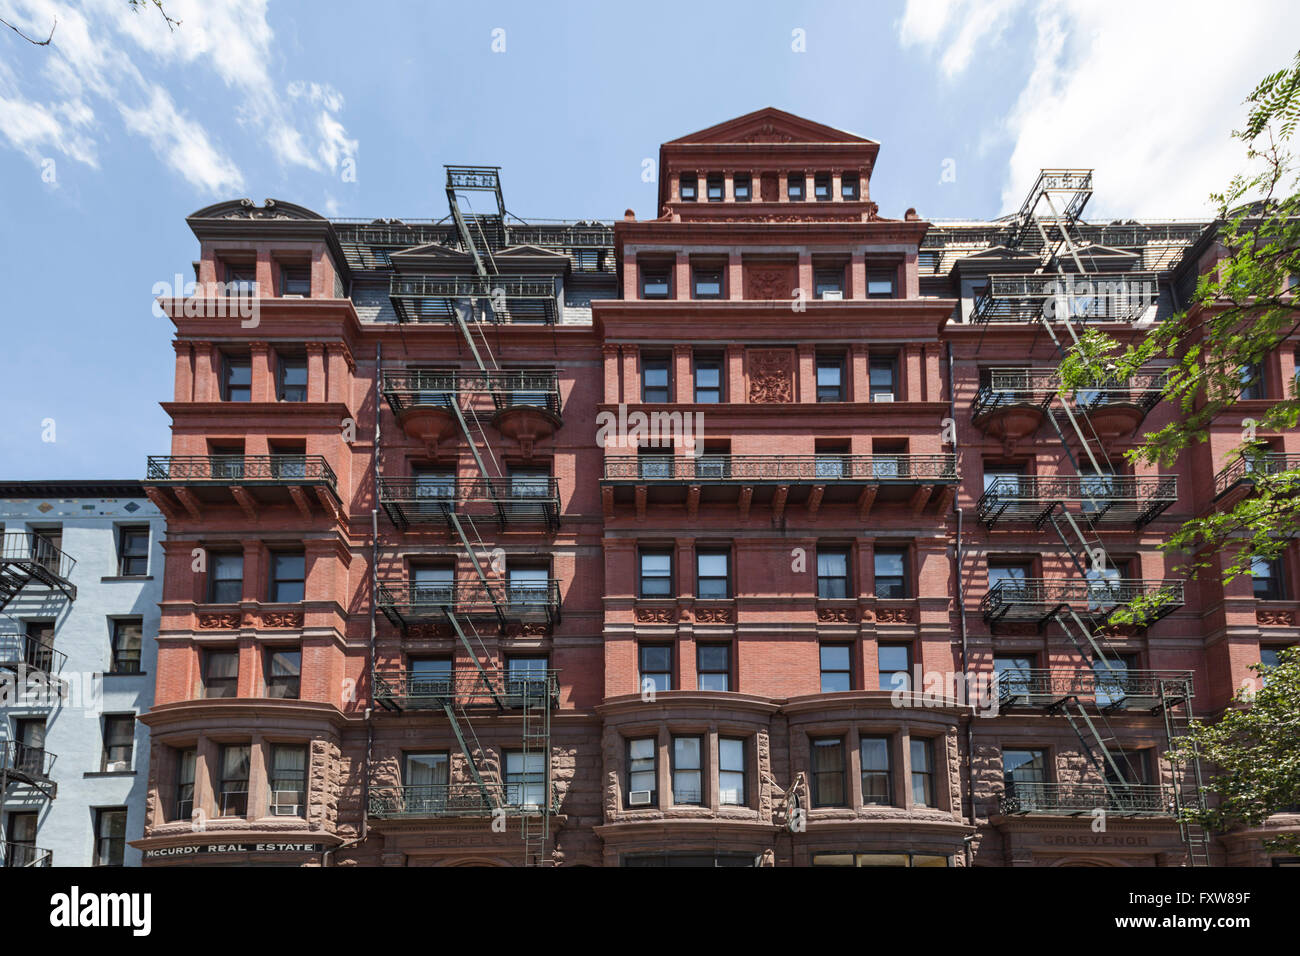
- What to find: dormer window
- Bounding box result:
[279,265,310,297]
[226,264,257,296]
[841,174,859,200]
[693,267,723,299]
[787,174,805,201]
[867,270,896,299]
[641,270,670,299]
[814,173,832,201]
[706,174,725,202]
[734,174,752,202]
[680,174,698,202]
[815,269,844,300]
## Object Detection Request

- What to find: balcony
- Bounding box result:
[373,668,559,712]
[996,667,1194,710]
[376,579,562,629]
[0,841,52,867]
[602,454,958,515]
[978,475,1177,528]
[0,633,68,679]
[971,272,1158,325]
[972,368,1057,445]
[388,274,559,324]
[368,782,556,819]
[0,532,77,608]
[379,369,562,452]
[1072,370,1167,437]
[379,477,561,531]
[0,740,57,796]
[999,782,1173,817]
[1214,453,1300,501]
[981,579,1184,627]
[144,455,340,520]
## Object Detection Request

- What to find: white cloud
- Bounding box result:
[0,0,357,194]
[898,0,1300,217]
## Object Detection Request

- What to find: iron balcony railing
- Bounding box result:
[981,578,1185,625]
[972,368,1059,419]
[0,633,68,677]
[602,454,958,483]
[378,477,561,530]
[978,475,1177,527]
[971,272,1158,324]
[333,221,459,248]
[1000,781,1173,816]
[1214,453,1300,498]
[368,782,557,818]
[0,842,52,867]
[0,740,56,782]
[376,580,562,626]
[379,369,561,416]
[145,455,338,490]
[0,532,77,593]
[388,274,559,324]
[446,165,502,191]
[996,667,1195,708]
[373,668,559,710]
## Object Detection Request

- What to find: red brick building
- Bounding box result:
[133,109,1299,867]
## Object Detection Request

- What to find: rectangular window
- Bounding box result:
[627,737,657,806]
[203,649,239,699]
[94,808,128,867]
[1253,557,1285,600]
[874,548,908,598]
[265,648,301,699]
[693,267,723,299]
[404,751,449,791]
[268,551,306,603]
[869,355,897,400]
[988,562,1031,590]
[867,270,896,299]
[269,744,307,815]
[733,174,751,201]
[672,736,702,805]
[694,356,723,403]
[411,565,454,604]
[811,738,845,806]
[706,173,724,201]
[506,656,549,698]
[994,655,1036,699]
[6,812,39,866]
[814,268,844,299]
[879,644,912,691]
[409,657,453,696]
[719,738,746,805]
[679,174,697,201]
[279,265,310,297]
[225,264,256,295]
[638,447,675,480]
[1003,749,1047,791]
[696,549,731,599]
[641,270,670,299]
[221,355,251,402]
[814,172,832,201]
[506,751,545,808]
[639,644,672,692]
[174,749,196,822]
[638,549,673,598]
[818,548,850,599]
[787,173,805,201]
[816,355,845,401]
[117,526,149,576]
[820,644,852,692]
[219,744,250,816]
[642,355,670,402]
[910,738,935,807]
[697,644,730,691]
[101,714,135,772]
[841,173,859,200]
[277,354,307,402]
[1239,362,1265,400]
[110,618,143,674]
[208,553,243,604]
[23,620,54,673]
[861,736,892,805]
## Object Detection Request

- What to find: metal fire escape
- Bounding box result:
[372,166,559,866]
[981,172,1210,865]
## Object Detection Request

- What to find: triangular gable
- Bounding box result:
[495,244,570,260]
[665,107,876,146]
[389,243,472,260]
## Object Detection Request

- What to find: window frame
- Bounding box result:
[817,547,851,599]
[819,643,853,693]
[221,353,252,402]
[910,737,935,808]
[641,354,671,403]
[693,354,723,403]
[811,737,846,807]
[109,618,143,674]
[276,352,308,402]
[860,735,893,806]
[264,647,302,699]
[638,548,673,599]
[627,736,658,806]
[93,807,129,867]
[874,547,910,599]
[207,552,244,604]
[117,525,150,576]
[202,648,239,699]
[638,643,673,693]
[878,643,913,692]
[718,737,747,806]
[671,735,703,805]
[267,550,306,604]
[697,643,731,692]
[100,714,135,772]
[695,547,732,599]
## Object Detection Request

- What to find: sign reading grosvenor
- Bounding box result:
[143,842,324,859]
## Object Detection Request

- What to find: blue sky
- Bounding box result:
[1,0,1298,480]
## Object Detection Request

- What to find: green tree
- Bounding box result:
[1172,647,1300,852]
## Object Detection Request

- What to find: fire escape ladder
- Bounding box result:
[1053,697,1133,807]
[519,672,553,866]
[1159,682,1211,866]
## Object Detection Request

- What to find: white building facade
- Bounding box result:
[1,482,164,867]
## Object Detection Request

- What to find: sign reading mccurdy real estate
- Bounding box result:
[142,842,324,859]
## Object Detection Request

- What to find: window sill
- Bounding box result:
[84,770,137,778]
[99,671,148,679]
[101,575,154,582]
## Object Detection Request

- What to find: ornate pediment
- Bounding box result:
[665,107,876,146]
[188,198,327,221]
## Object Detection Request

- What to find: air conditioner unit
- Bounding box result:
[628,790,653,806]
[282,294,305,299]
[874,393,896,403]
[105,760,131,773]
[270,791,302,816]
[821,290,843,300]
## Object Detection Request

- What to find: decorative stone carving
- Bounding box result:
[261,612,303,628]
[744,264,796,300]
[875,607,914,624]
[198,613,240,629]
[1258,608,1296,626]
[695,607,734,624]
[741,123,796,143]
[406,622,450,640]
[748,349,795,404]
[635,607,675,623]
[817,606,856,623]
